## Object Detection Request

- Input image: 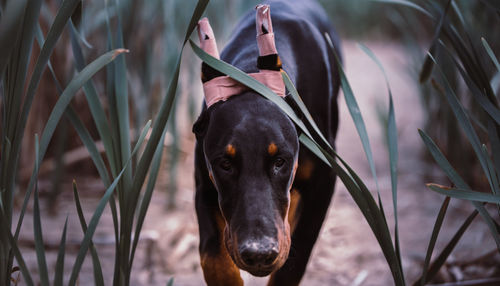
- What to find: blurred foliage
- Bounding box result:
[393,0,500,188]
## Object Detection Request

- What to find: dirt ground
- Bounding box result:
[13,41,499,285]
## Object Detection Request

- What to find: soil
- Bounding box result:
[12,41,499,286]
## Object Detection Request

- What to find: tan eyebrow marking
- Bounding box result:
[268,142,278,156]
[225,144,236,157]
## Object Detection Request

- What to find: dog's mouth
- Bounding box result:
[224,223,291,277]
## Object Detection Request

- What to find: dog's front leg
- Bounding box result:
[196,190,243,286]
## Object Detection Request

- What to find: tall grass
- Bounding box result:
[64,0,210,285]
[0,0,126,284]
[378,0,500,189]
[0,0,209,285]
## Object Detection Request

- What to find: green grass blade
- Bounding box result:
[412,208,479,285]
[133,120,152,155]
[0,206,34,286]
[419,44,437,84]
[441,22,497,105]
[282,72,332,151]
[358,42,402,269]
[101,7,122,281]
[103,0,120,182]
[166,277,174,286]
[300,135,377,226]
[482,38,500,74]
[338,155,405,284]
[0,0,27,76]
[300,134,405,284]
[325,37,381,197]
[298,134,332,167]
[72,181,105,286]
[15,49,127,239]
[441,43,500,125]
[420,197,450,286]
[482,145,500,196]
[487,120,500,177]
[450,1,466,28]
[387,88,400,259]
[69,169,126,286]
[69,21,116,176]
[130,128,167,268]
[68,120,149,285]
[419,130,469,189]
[183,0,210,44]
[53,216,69,286]
[65,107,111,186]
[419,0,452,83]
[428,54,494,190]
[34,24,65,95]
[112,0,133,190]
[111,4,133,276]
[33,134,49,285]
[427,184,500,204]
[33,187,49,286]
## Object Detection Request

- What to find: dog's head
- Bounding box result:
[194,92,299,276]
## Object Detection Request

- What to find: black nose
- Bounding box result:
[239,239,279,267]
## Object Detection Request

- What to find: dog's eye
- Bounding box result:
[219,159,232,171]
[274,158,285,168]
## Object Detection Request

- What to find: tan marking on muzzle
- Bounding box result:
[200,212,243,286]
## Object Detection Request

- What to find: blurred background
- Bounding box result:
[4,0,500,285]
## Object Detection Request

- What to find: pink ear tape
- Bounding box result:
[256,4,278,56]
[197,18,220,59]
[198,7,285,108]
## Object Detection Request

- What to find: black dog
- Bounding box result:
[193,0,341,285]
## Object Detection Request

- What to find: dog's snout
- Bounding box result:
[239,239,279,267]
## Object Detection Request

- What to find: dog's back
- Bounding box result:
[221,0,341,142]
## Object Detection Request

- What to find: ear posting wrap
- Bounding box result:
[198,5,286,108]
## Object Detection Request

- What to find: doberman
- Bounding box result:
[193,0,341,285]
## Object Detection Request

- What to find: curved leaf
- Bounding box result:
[419,197,450,286]
[427,184,500,204]
[15,48,127,239]
[53,217,68,286]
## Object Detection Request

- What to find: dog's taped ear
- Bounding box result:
[192,109,210,140]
